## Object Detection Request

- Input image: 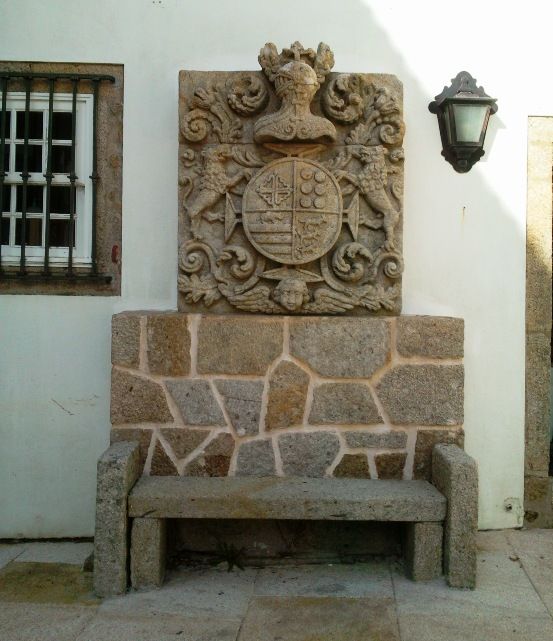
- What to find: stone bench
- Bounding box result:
[93,442,478,596]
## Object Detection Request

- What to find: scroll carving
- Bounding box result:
[179,42,405,315]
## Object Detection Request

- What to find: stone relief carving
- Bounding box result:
[178,42,405,315]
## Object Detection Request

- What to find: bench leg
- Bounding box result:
[93,441,141,597]
[432,444,478,589]
[131,517,167,589]
[404,522,443,581]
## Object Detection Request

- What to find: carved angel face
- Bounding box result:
[273,278,310,311]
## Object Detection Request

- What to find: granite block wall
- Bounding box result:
[110,313,464,481]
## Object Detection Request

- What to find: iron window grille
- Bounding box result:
[0,72,115,282]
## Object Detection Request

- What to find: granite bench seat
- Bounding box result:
[93,442,477,596]
[129,476,447,522]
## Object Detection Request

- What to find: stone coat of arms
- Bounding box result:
[178,42,405,315]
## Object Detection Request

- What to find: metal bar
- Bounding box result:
[0,77,8,273]
[43,78,55,275]
[90,78,100,275]
[0,72,115,83]
[19,76,31,275]
[68,77,78,275]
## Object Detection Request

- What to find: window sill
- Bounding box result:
[0,267,114,295]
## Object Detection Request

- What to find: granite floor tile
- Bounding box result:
[507,528,553,616]
[0,602,96,641]
[392,548,553,641]
[76,612,240,641]
[0,544,25,570]
[17,542,93,566]
[254,560,393,598]
[99,565,257,620]
[237,595,401,641]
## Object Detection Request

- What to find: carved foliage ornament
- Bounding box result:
[178,42,405,315]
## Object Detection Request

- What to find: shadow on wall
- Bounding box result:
[218,0,528,528]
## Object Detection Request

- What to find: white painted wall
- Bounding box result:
[1,0,550,536]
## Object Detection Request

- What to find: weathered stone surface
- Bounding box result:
[165,380,225,426]
[236,440,276,477]
[215,379,264,436]
[525,120,553,527]
[344,430,407,449]
[432,444,478,588]
[396,316,464,359]
[178,46,404,316]
[309,383,381,425]
[146,313,190,376]
[130,518,166,589]
[111,313,141,368]
[404,521,443,581]
[160,428,208,459]
[525,333,551,475]
[375,452,406,480]
[197,317,283,375]
[185,433,235,477]
[413,429,464,481]
[111,368,173,425]
[94,441,140,597]
[289,318,390,378]
[524,476,553,528]
[129,476,446,522]
[376,364,464,425]
[110,427,153,472]
[279,432,340,477]
[266,361,309,430]
[333,453,371,478]
[150,440,178,476]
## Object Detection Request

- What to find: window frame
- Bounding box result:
[0,63,123,296]
[1,91,94,266]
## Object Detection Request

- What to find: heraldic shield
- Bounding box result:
[242,158,343,265]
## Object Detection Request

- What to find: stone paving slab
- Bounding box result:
[0,603,96,641]
[0,544,25,570]
[253,560,393,598]
[17,542,93,566]
[237,595,401,641]
[99,566,257,620]
[0,562,99,606]
[392,539,553,641]
[507,528,553,617]
[76,612,240,641]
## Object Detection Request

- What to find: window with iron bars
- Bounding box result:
[0,70,121,290]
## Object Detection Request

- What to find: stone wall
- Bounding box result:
[110,313,464,482]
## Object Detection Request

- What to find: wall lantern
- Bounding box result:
[428,71,497,173]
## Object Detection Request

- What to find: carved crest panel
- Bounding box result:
[178,42,405,315]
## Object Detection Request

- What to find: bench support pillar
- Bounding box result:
[131,517,167,589]
[404,521,443,581]
[93,441,140,597]
[432,444,478,588]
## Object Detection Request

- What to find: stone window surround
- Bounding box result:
[0,61,123,295]
[524,116,553,526]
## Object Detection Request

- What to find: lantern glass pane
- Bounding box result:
[452,104,489,143]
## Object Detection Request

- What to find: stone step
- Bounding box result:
[128,476,446,522]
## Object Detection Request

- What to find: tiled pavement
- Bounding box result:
[0,530,552,641]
